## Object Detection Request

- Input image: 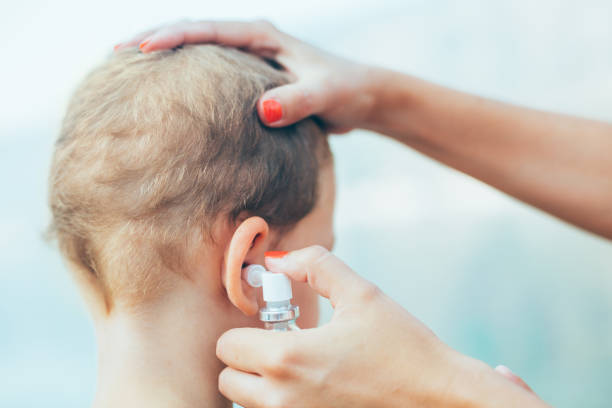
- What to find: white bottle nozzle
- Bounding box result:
[261,271,293,302]
[243,264,266,288]
[242,264,293,302]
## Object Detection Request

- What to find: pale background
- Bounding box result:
[1,0,611,407]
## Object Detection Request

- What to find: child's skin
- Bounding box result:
[90,164,335,408]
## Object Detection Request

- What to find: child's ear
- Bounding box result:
[223,216,270,316]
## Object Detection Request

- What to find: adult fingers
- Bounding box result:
[216,327,297,375]
[137,20,283,56]
[218,367,267,408]
[495,365,534,393]
[258,80,325,126]
[264,245,377,308]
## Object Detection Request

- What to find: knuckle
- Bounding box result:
[308,244,332,266]
[264,347,297,377]
[356,282,382,303]
[305,244,330,261]
[247,20,281,53]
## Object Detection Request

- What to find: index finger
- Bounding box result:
[265,246,376,308]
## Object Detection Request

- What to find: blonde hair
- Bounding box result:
[48,45,329,310]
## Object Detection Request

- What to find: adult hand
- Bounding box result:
[116,20,381,132]
[216,246,549,408]
[117,20,612,239]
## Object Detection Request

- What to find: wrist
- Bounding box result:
[336,63,387,130]
[361,67,422,139]
[359,66,394,130]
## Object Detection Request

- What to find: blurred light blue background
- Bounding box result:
[1,0,611,407]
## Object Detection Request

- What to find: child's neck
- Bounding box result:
[92,288,238,408]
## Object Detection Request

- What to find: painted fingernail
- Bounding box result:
[139,40,150,50]
[262,100,283,123]
[265,251,289,259]
[113,43,122,51]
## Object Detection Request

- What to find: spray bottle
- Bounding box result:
[242,264,300,331]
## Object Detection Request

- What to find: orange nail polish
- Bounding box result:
[265,251,288,259]
[262,100,282,123]
[139,40,150,50]
[113,43,122,51]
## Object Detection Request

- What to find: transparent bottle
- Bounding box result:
[243,264,300,331]
[260,300,300,332]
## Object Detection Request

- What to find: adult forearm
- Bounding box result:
[367,69,612,238]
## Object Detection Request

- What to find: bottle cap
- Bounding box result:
[262,271,293,302]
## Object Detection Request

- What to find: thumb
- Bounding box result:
[264,246,376,308]
[257,81,323,127]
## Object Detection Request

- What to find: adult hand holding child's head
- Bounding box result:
[116,19,379,133]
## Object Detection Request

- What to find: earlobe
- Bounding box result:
[223,216,270,316]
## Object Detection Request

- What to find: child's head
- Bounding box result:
[48,45,334,324]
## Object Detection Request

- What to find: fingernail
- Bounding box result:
[262,99,283,123]
[113,43,122,51]
[139,40,150,50]
[265,251,289,259]
[265,251,289,271]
